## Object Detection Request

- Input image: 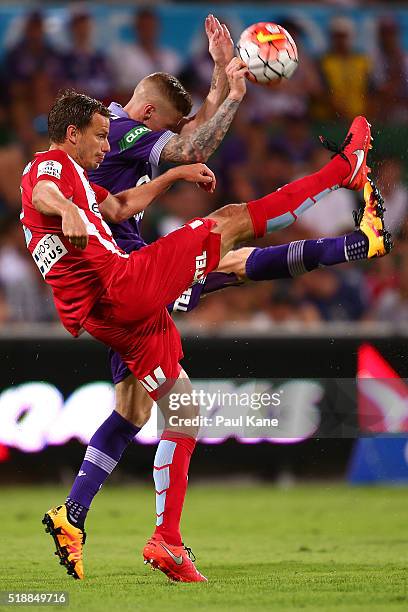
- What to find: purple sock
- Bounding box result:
[66,411,140,528]
[245,231,368,280]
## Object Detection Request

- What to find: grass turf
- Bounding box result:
[0,484,407,611]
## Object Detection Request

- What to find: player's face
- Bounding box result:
[77,113,110,170]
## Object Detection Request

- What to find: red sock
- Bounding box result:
[247,156,349,238]
[153,431,196,546]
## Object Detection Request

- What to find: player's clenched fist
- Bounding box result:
[226,57,248,101]
[172,163,217,193]
[62,204,89,250]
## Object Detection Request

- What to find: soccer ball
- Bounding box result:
[236,22,298,85]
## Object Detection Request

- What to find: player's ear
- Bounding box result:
[142,104,155,122]
[66,124,79,145]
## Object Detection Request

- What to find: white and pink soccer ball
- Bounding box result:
[236,22,299,85]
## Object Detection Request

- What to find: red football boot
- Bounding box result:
[320,116,372,191]
[143,534,207,582]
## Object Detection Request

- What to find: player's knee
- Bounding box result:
[134,399,153,428]
[173,398,200,421]
[209,202,246,225]
[208,202,251,241]
[115,395,153,427]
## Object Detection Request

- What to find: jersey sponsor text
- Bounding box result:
[119,126,151,152]
[193,251,207,283]
[32,234,68,277]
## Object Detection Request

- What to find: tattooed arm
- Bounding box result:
[160,57,248,164]
[178,64,229,137]
[178,15,233,136]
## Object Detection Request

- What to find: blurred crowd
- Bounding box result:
[0,6,407,330]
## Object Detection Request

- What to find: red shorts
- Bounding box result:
[83,218,221,399]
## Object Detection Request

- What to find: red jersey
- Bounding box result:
[20,149,128,336]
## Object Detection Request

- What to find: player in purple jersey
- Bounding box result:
[89,14,236,252]
[62,16,392,582]
[85,15,244,432]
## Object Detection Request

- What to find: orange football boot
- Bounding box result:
[42,504,86,580]
[143,534,207,582]
[354,179,393,258]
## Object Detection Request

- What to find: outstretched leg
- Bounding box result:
[208,116,372,257]
[180,178,392,297]
[246,181,391,280]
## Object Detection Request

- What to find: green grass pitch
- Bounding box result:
[0,484,407,611]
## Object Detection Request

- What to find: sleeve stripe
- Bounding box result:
[149,131,176,166]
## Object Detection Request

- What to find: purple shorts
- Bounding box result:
[109,271,240,385]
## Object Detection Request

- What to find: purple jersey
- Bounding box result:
[88,102,175,253]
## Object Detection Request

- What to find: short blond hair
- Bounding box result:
[143,72,192,116]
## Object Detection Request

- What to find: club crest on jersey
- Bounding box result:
[119,126,151,152]
[32,234,67,278]
[37,159,62,179]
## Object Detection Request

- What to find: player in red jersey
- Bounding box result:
[21,116,217,337]
[25,58,380,581]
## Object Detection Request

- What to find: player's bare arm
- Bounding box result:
[32,180,89,250]
[160,58,247,164]
[177,15,234,136]
[99,163,216,223]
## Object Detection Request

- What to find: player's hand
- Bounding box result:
[62,204,89,250]
[206,14,234,66]
[175,163,216,194]
[226,57,248,101]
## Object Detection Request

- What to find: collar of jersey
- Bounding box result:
[108,102,129,118]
